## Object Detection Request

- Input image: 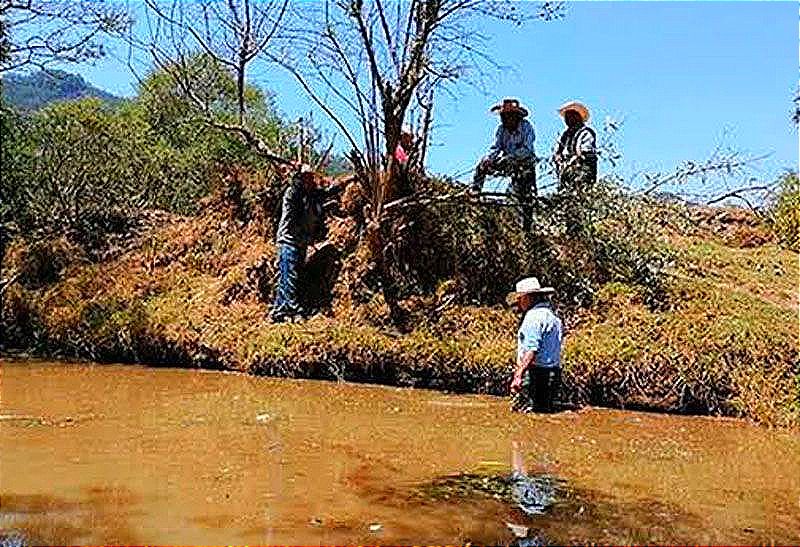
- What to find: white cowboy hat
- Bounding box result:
[558,100,590,122]
[514,277,555,295]
[401,124,415,136]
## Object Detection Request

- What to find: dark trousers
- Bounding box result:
[558,159,597,192]
[271,243,306,319]
[532,367,560,413]
[473,155,537,231]
[510,174,536,232]
[511,367,561,413]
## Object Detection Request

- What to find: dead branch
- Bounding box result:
[640,150,770,197]
[1,0,132,72]
[121,0,291,163]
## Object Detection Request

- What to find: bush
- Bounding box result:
[384,176,671,313]
[769,172,799,251]
[0,56,293,247]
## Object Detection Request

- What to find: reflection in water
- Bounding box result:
[510,439,557,516]
[505,439,557,545]
[0,531,27,547]
[1,361,799,545]
[258,414,281,546]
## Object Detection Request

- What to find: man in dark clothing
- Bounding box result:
[554,100,597,191]
[270,165,341,323]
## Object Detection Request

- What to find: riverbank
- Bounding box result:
[2,201,798,427]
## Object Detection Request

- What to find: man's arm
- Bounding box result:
[320,182,346,200]
[511,121,535,159]
[486,125,504,161]
[553,135,565,172]
[512,313,540,392]
[511,350,536,392]
[281,182,302,224]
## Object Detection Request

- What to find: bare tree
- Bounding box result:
[275,0,562,322]
[126,0,291,164]
[0,0,130,73]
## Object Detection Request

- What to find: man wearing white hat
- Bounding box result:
[554,100,597,190]
[511,277,563,413]
[472,98,537,231]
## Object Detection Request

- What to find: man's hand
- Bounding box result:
[277,161,302,178]
[511,350,535,394]
[510,373,523,393]
[563,155,580,171]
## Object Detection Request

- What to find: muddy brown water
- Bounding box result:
[1,360,798,545]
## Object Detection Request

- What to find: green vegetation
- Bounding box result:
[1,60,289,243]
[768,172,800,251]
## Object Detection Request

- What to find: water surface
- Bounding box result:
[1,360,798,544]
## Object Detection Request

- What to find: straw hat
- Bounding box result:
[558,100,590,122]
[490,98,529,118]
[514,277,555,295]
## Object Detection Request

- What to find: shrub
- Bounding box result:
[768,172,799,251]
[385,176,672,313]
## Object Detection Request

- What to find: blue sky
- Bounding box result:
[66,1,798,190]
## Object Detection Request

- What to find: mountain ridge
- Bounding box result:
[1,69,121,110]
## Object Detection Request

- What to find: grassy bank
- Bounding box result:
[2,201,798,427]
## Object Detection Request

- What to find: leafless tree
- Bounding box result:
[274,0,562,322]
[126,0,292,164]
[0,0,130,73]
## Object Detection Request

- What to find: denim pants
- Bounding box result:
[272,244,306,318]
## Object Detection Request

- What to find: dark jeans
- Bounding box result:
[473,155,537,231]
[511,367,561,413]
[558,160,597,237]
[558,159,597,192]
[271,243,306,320]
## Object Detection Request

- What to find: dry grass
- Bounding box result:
[2,195,797,427]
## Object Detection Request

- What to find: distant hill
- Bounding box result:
[1,70,121,111]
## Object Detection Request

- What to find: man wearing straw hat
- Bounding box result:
[510,277,563,413]
[472,98,537,231]
[554,100,597,190]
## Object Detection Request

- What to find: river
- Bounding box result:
[1,360,798,545]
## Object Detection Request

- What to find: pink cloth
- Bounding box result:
[394,144,409,164]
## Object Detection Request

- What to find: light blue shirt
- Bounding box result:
[517,302,563,368]
[488,119,536,161]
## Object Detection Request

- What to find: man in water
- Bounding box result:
[553,100,597,191]
[510,277,563,413]
[472,98,537,231]
[270,164,342,323]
